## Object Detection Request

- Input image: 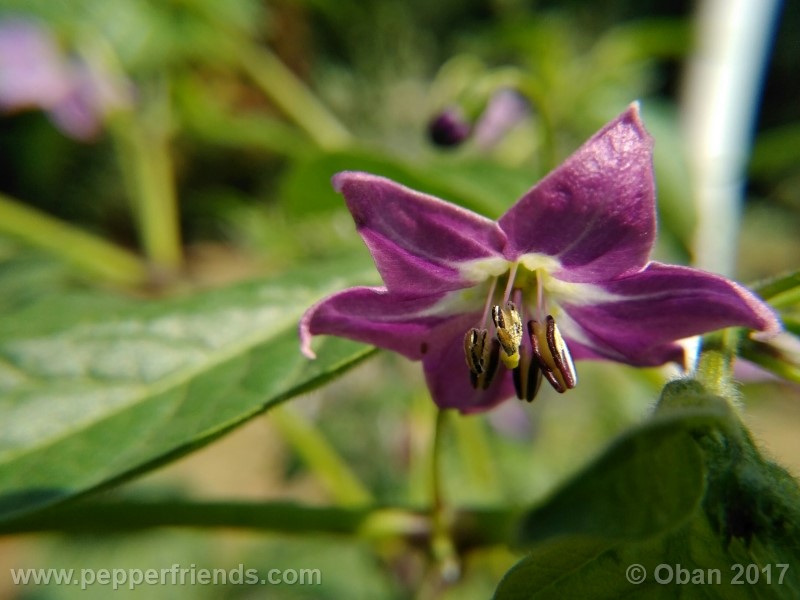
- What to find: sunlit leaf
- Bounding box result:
[0,259,376,522]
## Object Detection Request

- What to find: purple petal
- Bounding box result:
[50,62,129,140]
[421,313,516,413]
[299,286,453,360]
[560,262,781,367]
[0,20,71,111]
[499,104,656,282]
[334,172,507,294]
[472,88,531,150]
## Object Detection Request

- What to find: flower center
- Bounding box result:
[463,262,577,402]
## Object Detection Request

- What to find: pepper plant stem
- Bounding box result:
[233,41,352,151]
[0,192,149,286]
[110,97,183,274]
[270,406,373,506]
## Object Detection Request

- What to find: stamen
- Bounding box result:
[464,328,501,389]
[502,262,519,304]
[492,301,523,369]
[545,315,577,389]
[528,315,578,393]
[478,277,499,328]
[512,346,543,402]
[464,328,488,375]
[480,338,501,390]
[535,269,545,321]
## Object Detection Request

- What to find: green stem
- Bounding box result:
[0,192,149,286]
[768,286,800,311]
[695,329,738,399]
[270,406,373,507]
[232,41,352,151]
[407,391,437,505]
[0,499,515,548]
[739,337,800,384]
[453,415,501,503]
[110,100,182,274]
[430,409,460,582]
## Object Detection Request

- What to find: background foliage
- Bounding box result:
[0,0,798,598]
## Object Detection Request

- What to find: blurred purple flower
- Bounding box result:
[427,89,530,150]
[472,88,531,149]
[0,19,128,140]
[300,104,781,413]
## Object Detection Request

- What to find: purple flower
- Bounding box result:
[0,19,128,140]
[472,88,531,149]
[300,104,780,413]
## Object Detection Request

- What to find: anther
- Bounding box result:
[464,328,487,375]
[464,328,501,390]
[512,347,543,402]
[492,301,523,369]
[528,315,578,393]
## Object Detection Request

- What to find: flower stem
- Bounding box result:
[695,328,738,399]
[430,409,460,582]
[270,406,373,507]
[110,92,183,275]
[232,41,352,151]
[0,498,516,549]
[0,191,149,286]
[452,415,501,503]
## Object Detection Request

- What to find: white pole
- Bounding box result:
[682,0,782,276]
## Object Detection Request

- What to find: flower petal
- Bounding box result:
[559,262,781,366]
[299,286,453,360]
[421,313,516,413]
[334,172,507,293]
[499,104,656,282]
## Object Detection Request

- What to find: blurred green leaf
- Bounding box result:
[496,381,800,599]
[751,123,800,180]
[516,410,710,546]
[0,258,376,523]
[175,76,315,159]
[496,513,799,599]
[752,269,800,309]
[278,148,536,218]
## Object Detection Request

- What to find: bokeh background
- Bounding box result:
[0,0,798,598]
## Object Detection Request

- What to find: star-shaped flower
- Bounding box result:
[300,104,780,413]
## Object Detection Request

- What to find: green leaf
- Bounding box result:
[751,123,800,180]
[496,514,800,599]
[496,381,800,599]
[277,148,536,218]
[516,410,710,545]
[0,258,377,523]
[751,269,800,308]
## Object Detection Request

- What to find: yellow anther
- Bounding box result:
[492,301,523,369]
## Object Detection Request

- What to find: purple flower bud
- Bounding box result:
[428,107,471,147]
